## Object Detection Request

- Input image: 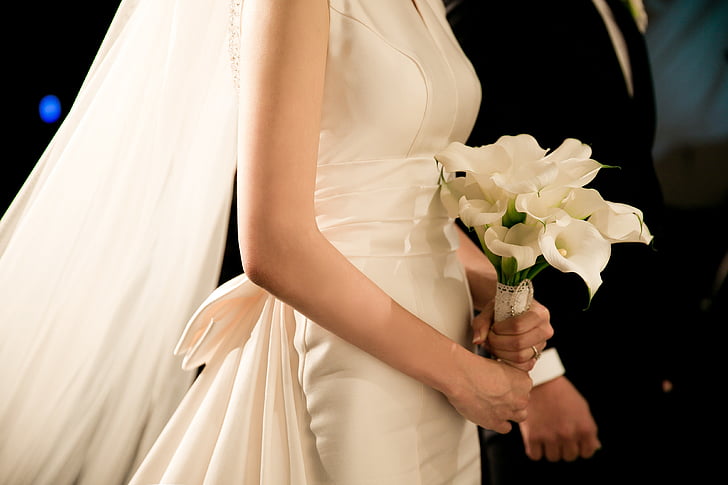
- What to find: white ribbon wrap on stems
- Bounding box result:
[494,279,534,322]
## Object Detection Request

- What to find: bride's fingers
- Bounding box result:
[495,341,547,364]
[496,357,535,372]
[488,326,548,357]
[493,341,548,371]
[471,312,492,345]
[491,304,551,337]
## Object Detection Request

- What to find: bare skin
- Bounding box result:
[519,376,601,461]
[474,298,601,460]
[234,0,552,434]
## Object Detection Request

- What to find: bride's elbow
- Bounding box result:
[239,227,316,289]
[239,241,279,289]
[240,252,267,288]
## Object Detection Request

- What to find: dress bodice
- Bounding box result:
[316,0,481,257]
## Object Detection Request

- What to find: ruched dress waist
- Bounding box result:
[314,156,459,257]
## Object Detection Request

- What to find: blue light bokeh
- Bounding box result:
[39,94,62,123]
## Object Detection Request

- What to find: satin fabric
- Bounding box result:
[130,0,483,483]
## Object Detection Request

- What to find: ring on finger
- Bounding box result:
[531,345,542,361]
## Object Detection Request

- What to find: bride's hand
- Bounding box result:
[444,348,532,434]
[472,300,553,372]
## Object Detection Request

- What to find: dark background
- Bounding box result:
[3,3,120,210]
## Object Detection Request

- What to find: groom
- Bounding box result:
[444,1,681,484]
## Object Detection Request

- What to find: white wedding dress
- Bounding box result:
[1,0,483,484]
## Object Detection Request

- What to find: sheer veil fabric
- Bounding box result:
[0,1,241,483]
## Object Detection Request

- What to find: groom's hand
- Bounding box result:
[519,376,601,461]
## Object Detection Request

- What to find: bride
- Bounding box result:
[0,1,552,483]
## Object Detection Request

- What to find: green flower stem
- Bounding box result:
[478,236,551,286]
[524,258,550,280]
[437,165,444,182]
[502,199,525,228]
[473,224,551,286]
[500,257,518,284]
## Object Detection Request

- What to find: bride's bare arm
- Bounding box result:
[235,0,535,433]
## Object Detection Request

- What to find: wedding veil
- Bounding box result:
[0,0,241,483]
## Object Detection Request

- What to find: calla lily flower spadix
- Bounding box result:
[435,134,654,304]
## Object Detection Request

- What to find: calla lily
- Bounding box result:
[490,135,602,195]
[542,139,605,190]
[560,187,610,220]
[435,142,510,177]
[490,160,558,195]
[539,219,611,298]
[588,201,653,244]
[484,223,542,272]
[495,134,550,162]
[437,136,556,196]
[543,137,593,162]
[515,186,571,223]
[463,171,511,205]
[549,156,605,189]
[435,134,653,299]
[459,197,507,227]
[440,173,508,222]
[488,135,557,195]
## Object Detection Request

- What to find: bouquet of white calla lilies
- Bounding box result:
[436,134,652,303]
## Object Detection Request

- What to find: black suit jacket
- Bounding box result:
[445,0,674,426]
